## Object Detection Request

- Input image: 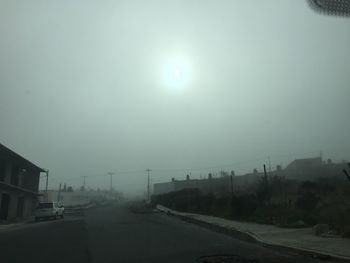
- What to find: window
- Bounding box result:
[10,165,19,186]
[0,160,6,181]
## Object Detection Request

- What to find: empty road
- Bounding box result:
[0,203,332,263]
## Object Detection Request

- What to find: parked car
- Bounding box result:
[35,202,64,221]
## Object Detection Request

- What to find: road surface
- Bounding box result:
[0,203,332,263]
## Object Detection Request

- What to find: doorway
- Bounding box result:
[17,196,24,218]
[0,193,10,220]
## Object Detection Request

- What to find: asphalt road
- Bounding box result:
[0,203,332,263]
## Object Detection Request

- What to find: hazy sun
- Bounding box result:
[163,56,191,90]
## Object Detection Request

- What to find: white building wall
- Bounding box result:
[40,191,107,206]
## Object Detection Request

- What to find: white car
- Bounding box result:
[35,202,64,221]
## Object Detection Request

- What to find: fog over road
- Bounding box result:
[0,203,331,263]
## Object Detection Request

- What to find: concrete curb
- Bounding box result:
[157,205,350,262]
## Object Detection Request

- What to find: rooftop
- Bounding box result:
[0,143,45,173]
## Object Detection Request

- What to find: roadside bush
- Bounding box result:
[152,188,210,212]
[231,194,259,220]
[253,205,303,226]
[210,197,232,218]
[302,212,318,226]
[316,202,350,234]
[343,225,350,238]
[192,193,215,213]
[296,191,319,212]
[152,177,349,233]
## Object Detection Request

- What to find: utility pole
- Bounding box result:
[57,183,62,202]
[82,176,87,191]
[108,172,115,193]
[263,164,270,206]
[230,170,235,201]
[45,170,49,192]
[146,169,151,202]
[343,163,350,183]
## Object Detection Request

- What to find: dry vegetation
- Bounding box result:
[152,175,350,237]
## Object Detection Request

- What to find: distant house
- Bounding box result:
[282,157,341,180]
[286,157,323,171]
[0,143,45,221]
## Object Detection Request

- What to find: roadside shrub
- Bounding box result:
[214,196,230,208]
[210,197,232,218]
[343,225,350,238]
[295,192,319,212]
[152,178,349,232]
[316,202,350,234]
[231,194,259,220]
[192,193,215,213]
[253,205,303,226]
[302,212,318,226]
[152,188,209,212]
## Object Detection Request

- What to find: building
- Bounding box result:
[153,157,348,196]
[40,190,108,207]
[283,157,347,180]
[286,157,323,171]
[153,175,234,197]
[0,143,45,221]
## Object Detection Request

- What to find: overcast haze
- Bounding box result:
[1,0,349,196]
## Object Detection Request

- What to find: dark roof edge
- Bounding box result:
[0,143,46,172]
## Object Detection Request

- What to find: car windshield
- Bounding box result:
[37,203,53,209]
[1,1,350,263]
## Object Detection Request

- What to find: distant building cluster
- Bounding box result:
[40,188,122,207]
[39,190,107,207]
[153,157,348,196]
[154,175,232,197]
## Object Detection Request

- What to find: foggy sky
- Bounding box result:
[1,0,350,196]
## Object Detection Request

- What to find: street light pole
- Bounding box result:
[146,169,151,202]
